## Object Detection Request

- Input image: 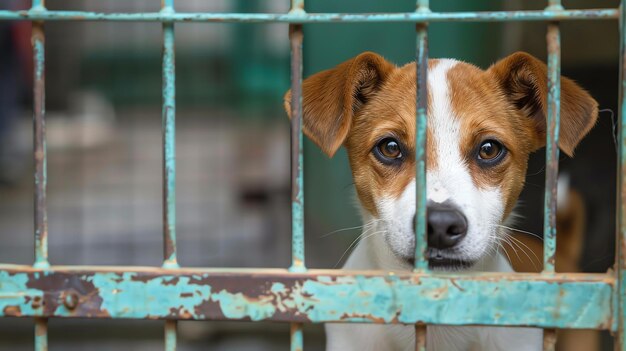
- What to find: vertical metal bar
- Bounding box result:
[290,323,304,351]
[543,329,557,351]
[414,0,429,272]
[415,324,427,351]
[616,1,626,349]
[31,0,49,349]
[289,1,305,349]
[544,1,562,347]
[162,0,177,270]
[543,0,563,274]
[288,1,305,273]
[161,0,178,350]
[164,320,177,351]
[35,318,48,351]
[32,4,49,271]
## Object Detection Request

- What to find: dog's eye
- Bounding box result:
[477,140,505,164]
[373,138,403,164]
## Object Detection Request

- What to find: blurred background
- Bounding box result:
[0,0,619,350]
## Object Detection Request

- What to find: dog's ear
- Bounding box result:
[284,52,395,157]
[488,52,598,156]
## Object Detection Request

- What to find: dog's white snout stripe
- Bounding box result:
[426,173,451,203]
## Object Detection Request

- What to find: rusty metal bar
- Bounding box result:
[543,3,562,274]
[289,0,305,348]
[413,0,429,272]
[290,323,304,351]
[616,0,626,349]
[415,324,426,351]
[35,317,47,351]
[31,0,49,349]
[32,9,48,272]
[543,328,557,351]
[164,319,177,351]
[0,9,618,23]
[161,0,177,270]
[161,0,178,349]
[288,20,305,273]
[0,265,613,329]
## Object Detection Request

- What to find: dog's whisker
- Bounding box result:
[493,224,543,241]
[318,219,382,238]
[507,234,542,270]
[333,230,386,268]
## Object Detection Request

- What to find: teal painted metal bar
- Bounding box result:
[0,9,618,23]
[35,318,47,351]
[617,1,626,349]
[288,22,305,273]
[0,265,613,329]
[414,0,429,272]
[31,0,49,349]
[161,2,178,270]
[543,3,562,274]
[289,0,305,347]
[290,323,304,351]
[161,0,178,349]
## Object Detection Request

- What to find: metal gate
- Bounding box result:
[0,1,623,350]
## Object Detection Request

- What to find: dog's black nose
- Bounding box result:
[425,205,468,249]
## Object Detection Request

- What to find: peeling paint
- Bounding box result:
[0,266,614,330]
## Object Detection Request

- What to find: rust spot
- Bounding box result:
[62,290,80,310]
[180,292,193,298]
[3,305,22,316]
[162,277,180,286]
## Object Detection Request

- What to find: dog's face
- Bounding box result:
[285,52,597,270]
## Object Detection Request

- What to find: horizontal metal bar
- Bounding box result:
[0,9,617,23]
[0,265,613,330]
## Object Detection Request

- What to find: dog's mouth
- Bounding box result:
[406,249,475,271]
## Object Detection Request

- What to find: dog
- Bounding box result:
[284,51,598,351]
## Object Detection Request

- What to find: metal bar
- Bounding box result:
[0,266,613,329]
[0,9,618,23]
[290,323,304,351]
[31,1,49,349]
[616,0,626,349]
[164,320,177,351]
[543,328,557,351]
[287,2,306,349]
[32,15,48,271]
[289,0,305,345]
[543,5,562,274]
[35,318,47,351]
[288,23,304,272]
[161,2,177,270]
[414,0,429,271]
[415,324,426,351]
[161,0,178,349]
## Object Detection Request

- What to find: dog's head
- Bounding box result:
[284,52,597,270]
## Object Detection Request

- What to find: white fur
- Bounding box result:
[326,60,542,351]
